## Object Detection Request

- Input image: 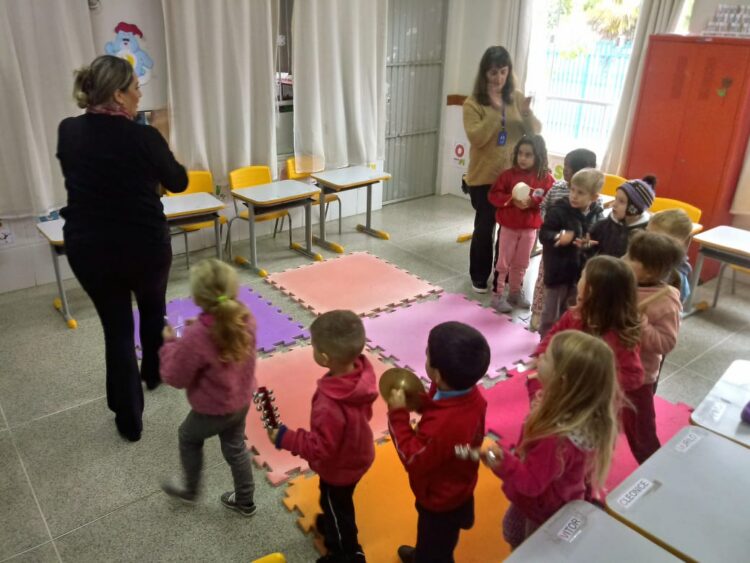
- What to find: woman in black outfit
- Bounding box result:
[57,55,188,441]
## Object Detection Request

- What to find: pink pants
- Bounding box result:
[494,227,537,295]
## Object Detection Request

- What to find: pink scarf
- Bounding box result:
[86,103,133,120]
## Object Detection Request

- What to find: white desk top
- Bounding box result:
[691,360,750,448]
[36,219,65,246]
[161,192,224,219]
[599,194,615,206]
[606,426,750,561]
[507,501,678,562]
[231,179,320,205]
[693,225,750,257]
[311,166,391,190]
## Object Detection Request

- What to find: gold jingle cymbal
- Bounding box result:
[379,367,425,412]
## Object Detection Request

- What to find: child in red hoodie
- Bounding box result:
[271,310,377,563]
[388,321,490,563]
[488,134,554,313]
[159,259,258,516]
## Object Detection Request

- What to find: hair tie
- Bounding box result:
[216,295,229,304]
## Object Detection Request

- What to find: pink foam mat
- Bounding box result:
[483,370,692,490]
[363,293,539,381]
[265,252,442,316]
[246,346,392,485]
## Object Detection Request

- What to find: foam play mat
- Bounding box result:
[283,439,511,562]
[265,252,442,316]
[246,346,393,485]
[134,285,308,356]
[363,293,539,381]
[482,370,692,490]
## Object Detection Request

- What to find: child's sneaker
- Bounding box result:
[508,290,531,309]
[161,480,197,504]
[491,294,513,313]
[220,491,257,517]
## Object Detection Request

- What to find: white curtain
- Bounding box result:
[0,0,95,218]
[161,0,277,183]
[496,0,534,88]
[601,0,686,174]
[292,0,387,172]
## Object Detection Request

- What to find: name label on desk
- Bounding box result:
[556,512,586,542]
[617,478,654,509]
[708,400,728,422]
[675,431,702,453]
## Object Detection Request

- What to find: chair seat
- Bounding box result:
[178,215,228,233]
[312,193,340,206]
[237,209,289,222]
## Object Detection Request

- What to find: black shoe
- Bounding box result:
[144,379,161,391]
[471,281,489,294]
[161,480,197,504]
[115,416,142,442]
[220,491,257,517]
[397,545,416,563]
[316,554,365,563]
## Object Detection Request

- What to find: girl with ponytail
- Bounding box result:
[159,259,259,516]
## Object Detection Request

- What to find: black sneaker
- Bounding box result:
[161,480,196,504]
[471,281,489,294]
[220,491,257,517]
[397,545,416,563]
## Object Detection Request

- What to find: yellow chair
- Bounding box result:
[649,197,702,223]
[601,173,627,198]
[252,554,286,563]
[167,170,227,269]
[225,165,291,262]
[286,156,342,234]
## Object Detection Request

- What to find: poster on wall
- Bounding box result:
[88,0,167,111]
[450,140,468,169]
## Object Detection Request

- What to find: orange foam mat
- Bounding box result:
[265,252,442,316]
[283,439,511,562]
[247,346,392,485]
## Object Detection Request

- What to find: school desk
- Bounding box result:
[230,179,322,277]
[684,226,750,316]
[310,166,391,253]
[606,426,750,561]
[506,500,678,562]
[691,360,750,449]
[38,193,225,328]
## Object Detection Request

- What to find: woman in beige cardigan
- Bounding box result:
[463,46,541,293]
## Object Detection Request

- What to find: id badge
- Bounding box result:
[497,130,507,146]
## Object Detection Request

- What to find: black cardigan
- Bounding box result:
[57,113,188,244]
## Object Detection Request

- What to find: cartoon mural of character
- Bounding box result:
[105,22,153,85]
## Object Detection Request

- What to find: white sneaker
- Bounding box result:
[491,295,513,313]
[509,291,531,309]
[472,282,489,294]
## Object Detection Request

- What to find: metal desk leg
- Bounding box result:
[356,182,390,240]
[291,200,323,261]
[51,245,77,329]
[313,187,345,253]
[234,203,267,277]
[214,215,222,261]
[683,251,706,318]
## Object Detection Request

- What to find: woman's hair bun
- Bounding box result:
[73,66,92,109]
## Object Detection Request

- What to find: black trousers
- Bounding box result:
[415,497,474,563]
[65,235,172,435]
[319,479,363,560]
[469,185,498,287]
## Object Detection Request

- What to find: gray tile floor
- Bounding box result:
[1,194,748,562]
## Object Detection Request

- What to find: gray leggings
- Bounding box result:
[178,405,254,505]
[539,284,577,338]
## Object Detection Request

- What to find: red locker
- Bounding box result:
[624,35,750,279]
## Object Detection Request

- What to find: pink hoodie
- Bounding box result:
[159,312,257,415]
[277,355,378,486]
[638,284,682,384]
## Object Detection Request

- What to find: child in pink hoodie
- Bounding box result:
[270,310,377,563]
[159,259,258,516]
[624,231,684,463]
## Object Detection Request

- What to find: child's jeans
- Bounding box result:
[622,384,660,464]
[539,283,577,338]
[178,405,254,505]
[494,227,536,295]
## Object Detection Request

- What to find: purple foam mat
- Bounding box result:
[134,285,309,356]
[363,293,539,381]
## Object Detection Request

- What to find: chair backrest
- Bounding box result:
[286,157,309,180]
[229,165,272,189]
[650,197,702,223]
[166,170,214,196]
[601,173,627,197]
[286,156,324,180]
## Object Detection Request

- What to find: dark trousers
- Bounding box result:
[623,384,660,464]
[469,185,498,287]
[415,497,474,563]
[65,236,172,435]
[179,407,254,504]
[319,479,364,560]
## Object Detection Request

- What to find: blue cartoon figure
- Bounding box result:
[105,22,153,85]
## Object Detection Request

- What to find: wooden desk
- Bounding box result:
[311,166,391,253]
[606,426,750,561]
[507,500,678,562]
[231,180,322,277]
[691,360,750,448]
[684,226,750,315]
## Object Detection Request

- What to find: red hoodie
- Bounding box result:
[536,310,644,392]
[488,167,554,229]
[388,384,487,512]
[277,355,378,486]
